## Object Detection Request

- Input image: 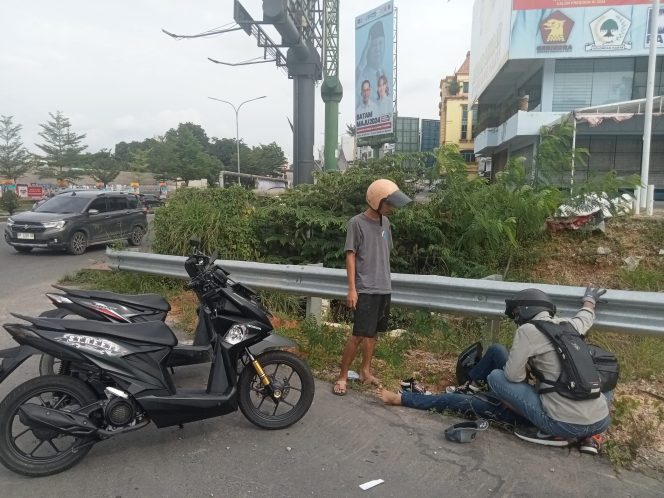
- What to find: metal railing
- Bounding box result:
[106,249,664,336]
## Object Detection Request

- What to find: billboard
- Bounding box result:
[513,0,650,9]
[469,0,513,102]
[510,1,664,59]
[355,1,394,139]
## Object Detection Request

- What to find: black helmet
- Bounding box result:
[504,288,556,325]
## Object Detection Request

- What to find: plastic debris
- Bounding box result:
[596,247,611,255]
[359,479,384,491]
[347,370,360,381]
[622,256,643,271]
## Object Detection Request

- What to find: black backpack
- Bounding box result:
[529,320,619,400]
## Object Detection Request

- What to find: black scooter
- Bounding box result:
[37,258,295,375]
[0,242,315,477]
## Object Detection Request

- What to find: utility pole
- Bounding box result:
[641,0,660,214]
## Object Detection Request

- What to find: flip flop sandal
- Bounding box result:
[332,381,347,396]
[443,419,490,443]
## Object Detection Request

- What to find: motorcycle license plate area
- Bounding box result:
[17,233,34,240]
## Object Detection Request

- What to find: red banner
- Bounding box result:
[27,186,43,198]
[513,0,651,10]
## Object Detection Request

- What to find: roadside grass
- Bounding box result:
[60,214,664,472]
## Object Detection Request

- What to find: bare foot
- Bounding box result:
[360,373,382,387]
[377,387,402,405]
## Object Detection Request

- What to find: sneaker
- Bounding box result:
[399,378,432,395]
[579,434,605,455]
[514,427,574,447]
[445,381,481,395]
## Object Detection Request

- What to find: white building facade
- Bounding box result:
[471,0,664,195]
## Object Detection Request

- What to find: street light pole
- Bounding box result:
[209,95,267,184]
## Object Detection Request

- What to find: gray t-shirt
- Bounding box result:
[344,213,392,294]
[504,309,609,425]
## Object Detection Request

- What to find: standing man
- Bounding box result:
[333,179,412,396]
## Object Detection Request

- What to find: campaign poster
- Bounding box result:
[355,1,394,139]
[510,2,664,59]
[513,0,650,9]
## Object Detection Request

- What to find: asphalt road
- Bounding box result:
[0,222,662,496]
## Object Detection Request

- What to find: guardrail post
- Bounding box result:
[482,274,504,347]
[305,263,324,323]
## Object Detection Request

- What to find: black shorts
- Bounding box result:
[353,294,391,338]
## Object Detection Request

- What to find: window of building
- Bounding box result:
[632,56,664,99]
[553,58,634,112]
[461,151,475,163]
[463,81,469,94]
[461,105,468,141]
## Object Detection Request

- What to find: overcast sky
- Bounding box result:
[0,0,474,161]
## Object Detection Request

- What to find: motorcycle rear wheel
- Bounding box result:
[0,375,98,477]
[238,350,314,430]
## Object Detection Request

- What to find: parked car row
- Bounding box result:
[4,190,148,255]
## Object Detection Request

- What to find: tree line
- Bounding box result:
[0,112,288,187]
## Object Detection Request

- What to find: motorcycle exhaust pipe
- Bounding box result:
[18,404,99,437]
[18,403,151,439]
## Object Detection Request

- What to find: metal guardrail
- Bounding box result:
[106,249,664,337]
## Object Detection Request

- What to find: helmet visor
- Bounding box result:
[384,190,412,208]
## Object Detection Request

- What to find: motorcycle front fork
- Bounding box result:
[244,349,283,400]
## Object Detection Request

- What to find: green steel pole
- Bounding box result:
[321,76,343,171]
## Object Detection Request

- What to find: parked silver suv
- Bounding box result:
[4,191,147,255]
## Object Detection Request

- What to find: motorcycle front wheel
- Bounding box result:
[0,375,98,477]
[238,350,315,430]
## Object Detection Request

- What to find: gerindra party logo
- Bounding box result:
[587,9,632,51]
[538,10,574,53]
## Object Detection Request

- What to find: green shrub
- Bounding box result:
[151,186,260,260]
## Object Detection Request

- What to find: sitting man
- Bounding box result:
[379,285,610,455]
[487,286,611,453]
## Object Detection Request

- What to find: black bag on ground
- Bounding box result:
[530,320,618,400]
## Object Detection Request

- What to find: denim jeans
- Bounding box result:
[400,390,531,427]
[487,369,611,439]
[468,344,508,382]
[400,344,529,427]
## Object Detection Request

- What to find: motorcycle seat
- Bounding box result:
[15,315,178,347]
[53,285,171,312]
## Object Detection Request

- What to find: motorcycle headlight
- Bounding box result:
[42,220,66,229]
[7,217,14,226]
[223,325,246,345]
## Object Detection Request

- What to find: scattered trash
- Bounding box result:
[547,192,633,234]
[359,479,384,491]
[347,370,360,381]
[286,446,292,452]
[622,255,643,271]
[549,468,555,473]
[659,249,664,256]
[596,246,612,255]
[387,328,407,338]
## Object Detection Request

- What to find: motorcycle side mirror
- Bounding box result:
[189,236,201,248]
